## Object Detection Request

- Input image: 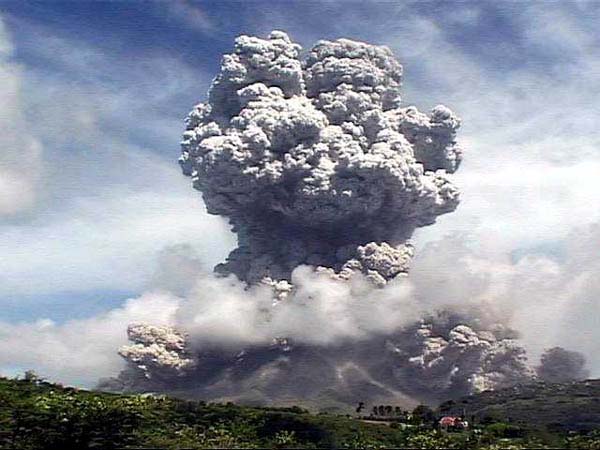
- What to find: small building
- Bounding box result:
[439,416,469,431]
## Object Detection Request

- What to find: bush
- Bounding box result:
[485,422,525,439]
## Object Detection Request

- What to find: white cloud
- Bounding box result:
[389,6,600,250]
[410,224,600,376]
[0,292,179,386]
[0,182,233,297]
[519,4,596,57]
[0,17,235,298]
[0,17,43,216]
[159,0,216,33]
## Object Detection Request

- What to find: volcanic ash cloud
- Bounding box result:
[179,31,463,286]
[536,347,590,384]
[107,32,507,406]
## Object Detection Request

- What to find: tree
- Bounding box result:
[19,391,142,449]
[23,370,42,383]
[406,430,452,449]
[412,404,436,425]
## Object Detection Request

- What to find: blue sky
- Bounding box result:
[1,1,599,385]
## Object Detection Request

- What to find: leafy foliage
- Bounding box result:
[1,376,599,449]
[439,379,600,433]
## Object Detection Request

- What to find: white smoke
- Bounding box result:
[175,266,418,347]
[111,222,598,404]
[5,221,595,397]
[111,271,534,404]
[111,253,535,404]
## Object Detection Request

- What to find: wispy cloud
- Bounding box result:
[0,16,234,300]
[0,17,43,217]
[156,0,216,33]
[0,292,179,385]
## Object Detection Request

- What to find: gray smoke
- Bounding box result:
[105,32,541,409]
[118,324,196,381]
[179,31,462,286]
[382,312,533,403]
[109,309,534,407]
[536,347,589,383]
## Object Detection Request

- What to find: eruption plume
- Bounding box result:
[105,32,538,409]
[179,31,462,286]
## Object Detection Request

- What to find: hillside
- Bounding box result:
[1,376,599,449]
[0,376,427,450]
[439,379,600,433]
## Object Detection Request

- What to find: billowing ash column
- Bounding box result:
[180,31,463,286]
[109,32,484,405]
[385,317,534,399]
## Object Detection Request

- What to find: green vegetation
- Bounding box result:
[439,379,600,433]
[1,375,599,449]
